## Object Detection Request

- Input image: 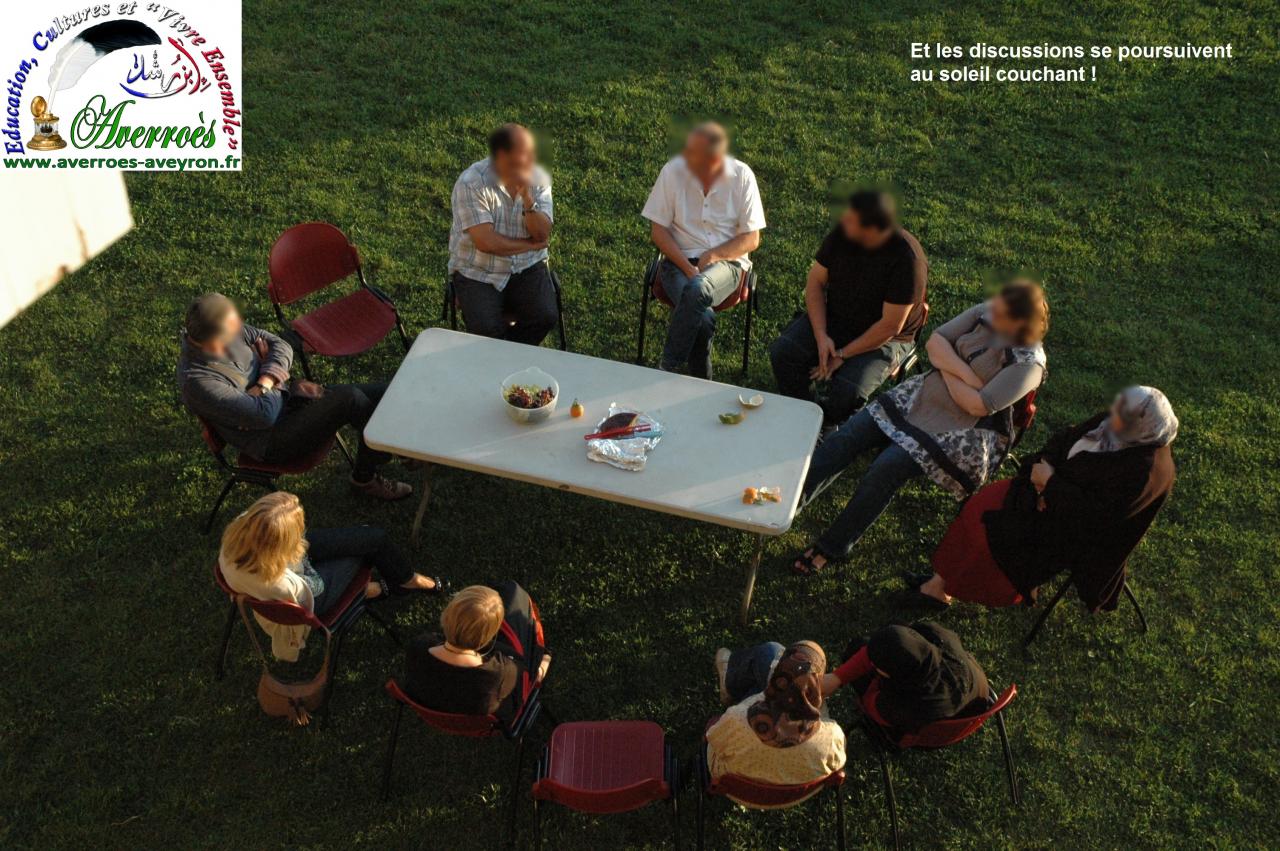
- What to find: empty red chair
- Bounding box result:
[380,678,549,845]
[267,223,409,378]
[195,414,339,533]
[211,559,399,728]
[863,685,1021,849]
[694,740,846,850]
[636,252,759,376]
[530,720,678,849]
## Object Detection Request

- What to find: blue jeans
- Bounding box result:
[658,258,744,379]
[800,407,923,558]
[725,641,785,703]
[769,314,914,425]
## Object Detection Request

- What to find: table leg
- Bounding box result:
[739,533,766,625]
[410,464,433,546]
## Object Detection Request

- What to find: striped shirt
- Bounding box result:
[448,157,553,290]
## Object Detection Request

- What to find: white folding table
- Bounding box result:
[364,329,823,623]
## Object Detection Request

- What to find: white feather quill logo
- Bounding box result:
[46,20,161,108]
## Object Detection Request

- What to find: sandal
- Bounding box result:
[896,572,950,611]
[790,547,827,577]
[392,575,450,597]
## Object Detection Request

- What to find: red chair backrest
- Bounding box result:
[211,560,327,631]
[385,679,501,738]
[268,222,361,305]
[1013,389,1038,431]
[709,769,844,808]
[197,415,227,455]
[897,684,1017,750]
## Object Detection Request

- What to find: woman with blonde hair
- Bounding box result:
[793,280,1050,575]
[404,582,551,721]
[219,492,446,661]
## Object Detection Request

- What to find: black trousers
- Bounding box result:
[259,383,390,481]
[307,526,415,615]
[454,261,557,346]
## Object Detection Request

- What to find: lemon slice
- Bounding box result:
[718,411,746,425]
[738,393,765,408]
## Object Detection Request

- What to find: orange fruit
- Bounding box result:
[742,487,758,504]
[570,399,585,418]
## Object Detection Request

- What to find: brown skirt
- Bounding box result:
[931,479,1024,608]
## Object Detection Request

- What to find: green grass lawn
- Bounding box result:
[2,0,1277,847]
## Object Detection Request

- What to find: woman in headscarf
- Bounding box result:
[792,281,1050,575]
[824,621,989,739]
[705,641,846,784]
[910,386,1178,611]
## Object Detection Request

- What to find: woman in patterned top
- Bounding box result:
[793,281,1050,576]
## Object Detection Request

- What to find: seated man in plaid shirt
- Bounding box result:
[448,123,557,346]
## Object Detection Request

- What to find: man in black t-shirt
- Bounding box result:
[769,191,927,425]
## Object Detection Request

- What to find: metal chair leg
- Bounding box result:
[741,286,754,377]
[695,785,705,851]
[671,790,680,850]
[380,702,404,800]
[1122,581,1148,634]
[1021,576,1072,648]
[636,275,652,364]
[995,708,1021,805]
[395,317,410,352]
[204,477,238,533]
[834,783,847,851]
[335,433,356,469]
[296,347,315,381]
[552,271,569,351]
[877,745,901,850]
[320,631,345,731]
[214,600,238,680]
[533,796,542,851]
[508,734,526,848]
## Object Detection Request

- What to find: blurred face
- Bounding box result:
[1108,397,1129,434]
[493,128,536,185]
[200,305,242,355]
[681,132,722,182]
[840,207,881,246]
[988,294,1025,340]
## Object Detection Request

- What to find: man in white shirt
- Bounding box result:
[449,124,557,346]
[641,123,766,379]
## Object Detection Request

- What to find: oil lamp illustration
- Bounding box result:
[28,96,67,151]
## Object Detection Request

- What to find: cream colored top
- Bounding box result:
[220,555,315,662]
[706,695,847,789]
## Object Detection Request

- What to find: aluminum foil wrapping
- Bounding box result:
[586,404,664,471]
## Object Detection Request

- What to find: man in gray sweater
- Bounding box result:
[176,293,411,501]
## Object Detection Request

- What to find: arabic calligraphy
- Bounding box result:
[119,37,210,99]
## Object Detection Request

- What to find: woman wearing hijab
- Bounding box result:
[823,621,989,739]
[705,641,847,784]
[793,281,1050,575]
[910,386,1178,611]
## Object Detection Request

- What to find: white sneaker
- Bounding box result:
[714,648,732,705]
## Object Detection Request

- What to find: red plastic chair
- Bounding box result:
[863,685,1021,849]
[636,252,759,376]
[530,720,679,849]
[695,737,846,850]
[195,414,338,533]
[380,678,549,844]
[211,559,399,728]
[267,223,409,378]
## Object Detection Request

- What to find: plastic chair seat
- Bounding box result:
[384,679,504,738]
[895,684,1018,750]
[290,288,398,357]
[232,434,336,475]
[651,268,750,312]
[532,721,671,814]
